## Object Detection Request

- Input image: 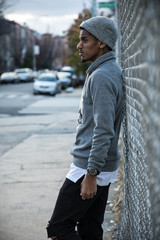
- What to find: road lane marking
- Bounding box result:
[21,94,31,99]
[0,93,44,99]
[7,94,17,99]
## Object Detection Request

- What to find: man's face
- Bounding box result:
[77,29,101,63]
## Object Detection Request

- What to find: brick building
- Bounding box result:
[0,17,70,73]
[0,17,38,73]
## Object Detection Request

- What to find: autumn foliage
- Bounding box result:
[66,9,91,75]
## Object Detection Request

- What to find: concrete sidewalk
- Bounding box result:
[0,88,118,240]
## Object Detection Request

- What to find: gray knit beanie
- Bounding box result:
[80,16,118,50]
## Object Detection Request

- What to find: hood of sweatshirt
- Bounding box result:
[86,51,116,76]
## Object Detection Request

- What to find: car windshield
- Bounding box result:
[16,70,28,74]
[57,72,71,79]
[38,77,56,82]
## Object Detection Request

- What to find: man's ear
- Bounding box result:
[99,42,106,49]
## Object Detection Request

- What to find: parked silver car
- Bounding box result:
[37,69,50,76]
[60,66,79,87]
[57,72,71,89]
[33,72,62,96]
[0,72,19,84]
[15,68,34,82]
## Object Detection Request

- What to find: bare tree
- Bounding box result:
[0,0,7,16]
[0,0,15,16]
[0,0,16,35]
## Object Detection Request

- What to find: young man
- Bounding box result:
[46,16,124,240]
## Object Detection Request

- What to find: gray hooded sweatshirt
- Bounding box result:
[70,51,124,173]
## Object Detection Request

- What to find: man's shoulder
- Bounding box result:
[100,59,121,73]
[88,60,123,91]
[92,61,122,80]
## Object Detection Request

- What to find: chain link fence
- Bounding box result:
[116,0,160,239]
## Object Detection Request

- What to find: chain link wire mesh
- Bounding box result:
[116,0,160,239]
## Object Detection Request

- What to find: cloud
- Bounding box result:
[6,13,35,23]
[10,0,90,16]
[6,13,78,35]
[5,0,92,35]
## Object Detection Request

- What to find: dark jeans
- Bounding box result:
[46,176,110,240]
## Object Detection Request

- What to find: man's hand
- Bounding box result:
[80,172,97,200]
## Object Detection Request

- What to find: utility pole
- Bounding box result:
[32,33,36,71]
[32,32,40,71]
[92,0,97,17]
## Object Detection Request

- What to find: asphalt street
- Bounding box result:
[0,84,117,240]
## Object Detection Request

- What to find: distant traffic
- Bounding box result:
[0,66,85,96]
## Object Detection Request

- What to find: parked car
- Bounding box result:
[60,66,79,87]
[32,71,38,79]
[0,72,19,84]
[33,72,62,96]
[57,72,71,89]
[37,69,50,77]
[61,66,75,74]
[15,68,34,82]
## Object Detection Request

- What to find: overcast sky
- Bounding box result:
[5,0,92,35]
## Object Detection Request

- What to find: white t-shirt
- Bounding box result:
[66,163,118,186]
